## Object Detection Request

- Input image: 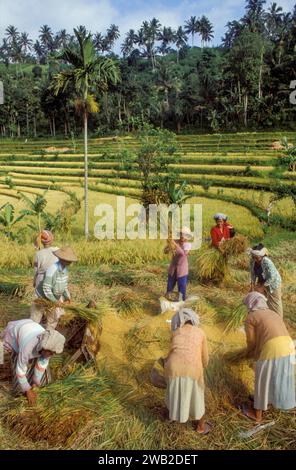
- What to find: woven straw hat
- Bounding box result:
[53,246,78,262]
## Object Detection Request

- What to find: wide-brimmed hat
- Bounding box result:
[54,246,78,262]
[180,226,193,240]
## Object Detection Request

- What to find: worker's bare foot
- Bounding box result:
[196,422,213,435]
[240,404,262,422]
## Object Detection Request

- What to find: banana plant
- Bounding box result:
[19,191,48,236]
[0,203,28,240]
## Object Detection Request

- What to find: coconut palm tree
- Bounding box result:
[33,40,45,64]
[39,25,54,54]
[5,25,19,44]
[157,27,175,55]
[174,26,188,62]
[56,29,70,49]
[20,32,33,57]
[106,24,120,46]
[199,16,214,47]
[52,28,120,239]
[184,16,200,47]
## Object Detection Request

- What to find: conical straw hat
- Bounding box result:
[53,246,78,262]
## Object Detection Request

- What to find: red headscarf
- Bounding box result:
[35,230,54,249]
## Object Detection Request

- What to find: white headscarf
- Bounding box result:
[243,292,268,312]
[247,247,269,257]
[213,213,224,221]
[171,307,200,331]
[40,329,66,354]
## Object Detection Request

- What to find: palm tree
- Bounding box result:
[56,29,70,49]
[52,28,120,239]
[265,3,283,39]
[243,0,266,33]
[199,16,214,47]
[20,32,33,56]
[222,21,244,48]
[184,16,200,47]
[33,40,45,64]
[5,25,19,43]
[121,29,138,58]
[174,26,188,62]
[156,63,181,127]
[94,32,104,52]
[39,25,54,57]
[107,24,120,44]
[157,27,175,55]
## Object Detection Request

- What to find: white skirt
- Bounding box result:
[166,377,205,423]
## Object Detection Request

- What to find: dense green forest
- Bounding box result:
[0,0,296,137]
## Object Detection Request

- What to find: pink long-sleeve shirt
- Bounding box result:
[168,242,191,278]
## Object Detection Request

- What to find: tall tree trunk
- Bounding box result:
[26,103,29,136]
[33,116,37,137]
[243,94,248,127]
[52,115,56,137]
[258,46,264,100]
[84,109,89,239]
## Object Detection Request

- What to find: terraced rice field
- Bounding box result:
[0,132,295,230]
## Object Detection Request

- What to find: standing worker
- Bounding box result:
[249,243,283,317]
[31,246,78,329]
[210,213,230,249]
[33,230,59,291]
[164,308,211,434]
[165,227,192,301]
[239,292,295,422]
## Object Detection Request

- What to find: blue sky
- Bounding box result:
[0,0,295,50]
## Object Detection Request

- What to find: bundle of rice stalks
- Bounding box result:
[219,235,249,259]
[196,247,229,283]
[34,298,114,324]
[220,302,248,332]
[0,274,32,298]
[2,367,126,447]
[111,287,146,317]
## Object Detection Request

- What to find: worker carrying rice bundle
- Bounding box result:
[239,292,295,422]
[30,246,78,330]
[164,227,193,301]
[248,243,283,317]
[33,230,59,290]
[210,213,232,249]
[1,319,65,406]
[164,307,212,434]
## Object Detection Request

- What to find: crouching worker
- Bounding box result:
[240,292,295,422]
[2,319,65,405]
[164,308,212,434]
[31,246,77,330]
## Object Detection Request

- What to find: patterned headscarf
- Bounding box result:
[171,307,200,331]
[243,292,268,312]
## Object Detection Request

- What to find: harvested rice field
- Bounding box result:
[0,132,296,450]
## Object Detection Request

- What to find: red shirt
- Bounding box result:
[210,225,230,248]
